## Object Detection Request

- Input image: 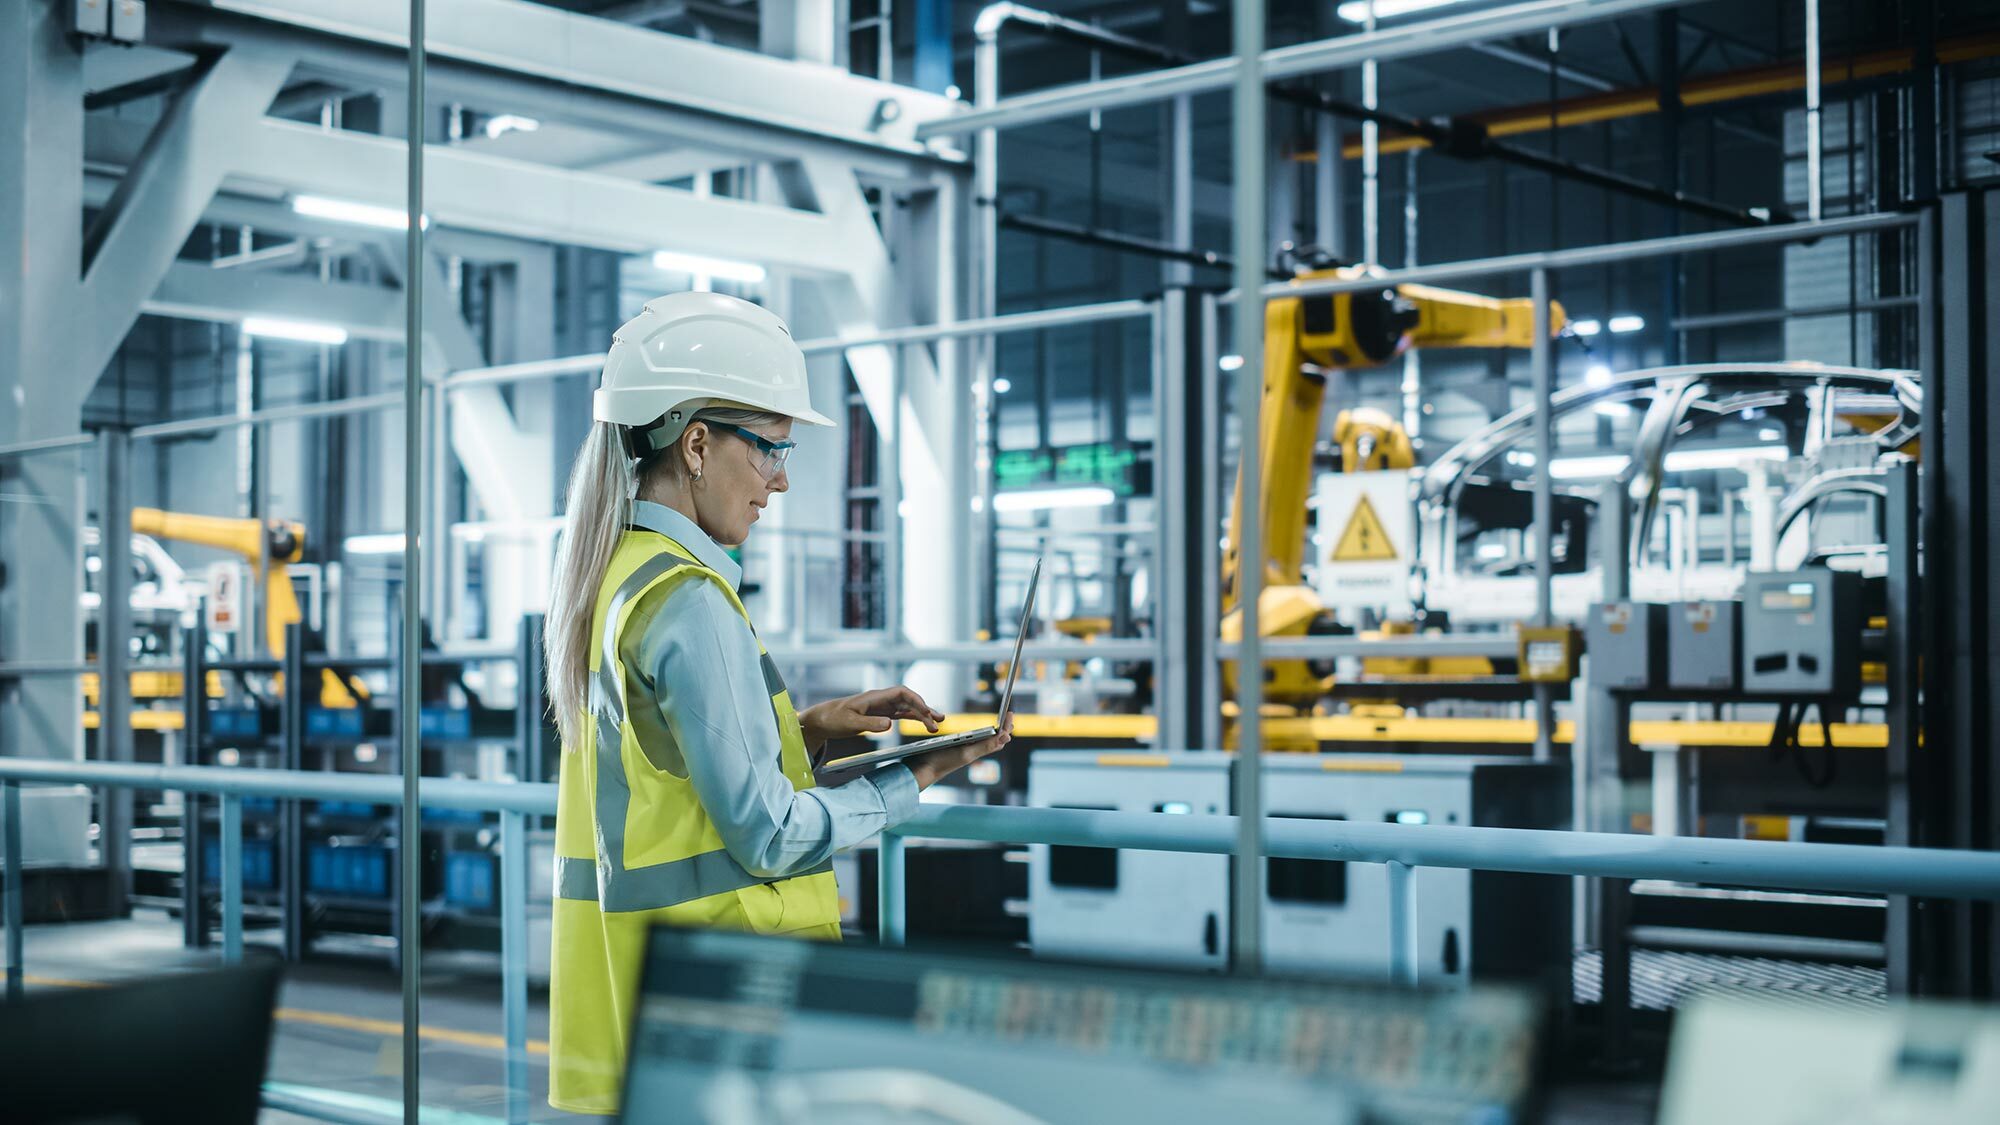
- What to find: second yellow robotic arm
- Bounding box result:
[131,509,304,659]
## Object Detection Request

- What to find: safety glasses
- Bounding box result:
[715,423,796,480]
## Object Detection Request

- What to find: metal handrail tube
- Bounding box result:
[794,298,1152,355]
[918,0,1691,138]
[1246,213,1915,302]
[0,433,96,460]
[762,638,1159,664]
[894,805,2000,901]
[0,759,557,816]
[0,662,98,679]
[1218,634,1518,661]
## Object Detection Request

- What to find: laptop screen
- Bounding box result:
[620,926,1541,1124]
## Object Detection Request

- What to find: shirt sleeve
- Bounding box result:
[637,579,919,879]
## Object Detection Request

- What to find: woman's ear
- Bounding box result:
[680,422,708,479]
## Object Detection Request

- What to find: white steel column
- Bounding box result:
[1230,0,1268,974]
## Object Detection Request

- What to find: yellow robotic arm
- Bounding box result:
[1220,271,1561,707]
[131,509,304,659]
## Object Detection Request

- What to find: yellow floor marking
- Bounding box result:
[26,974,547,1055]
[273,1008,551,1056]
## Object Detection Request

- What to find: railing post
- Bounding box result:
[4,780,23,1000]
[221,793,243,963]
[1386,860,1420,988]
[877,831,906,948]
[499,809,529,1125]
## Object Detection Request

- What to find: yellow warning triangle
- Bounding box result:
[1331,494,1399,561]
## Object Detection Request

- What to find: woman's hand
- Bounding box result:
[799,686,945,752]
[906,715,1013,790]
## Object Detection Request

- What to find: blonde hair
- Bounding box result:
[544,407,786,749]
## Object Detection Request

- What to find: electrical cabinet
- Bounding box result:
[1587,601,1666,690]
[1739,570,1862,696]
[1027,752,1231,971]
[1667,600,1741,691]
[1027,752,1569,987]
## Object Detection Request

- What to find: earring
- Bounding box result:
[691,467,703,483]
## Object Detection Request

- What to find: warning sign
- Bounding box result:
[1314,471,1416,615]
[1331,494,1399,561]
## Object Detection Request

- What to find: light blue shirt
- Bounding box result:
[621,500,918,880]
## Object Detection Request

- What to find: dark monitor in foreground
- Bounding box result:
[0,962,281,1124]
[622,927,1541,1124]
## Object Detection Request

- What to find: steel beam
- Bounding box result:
[920,0,1696,138]
[84,114,865,273]
[0,1,92,866]
[78,47,295,389]
[154,0,960,170]
[99,430,136,913]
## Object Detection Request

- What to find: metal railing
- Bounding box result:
[6,757,1999,1110]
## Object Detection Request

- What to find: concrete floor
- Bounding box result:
[19,910,588,1123]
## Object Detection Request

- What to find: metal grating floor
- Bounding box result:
[1574,949,1886,1012]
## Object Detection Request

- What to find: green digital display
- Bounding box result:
[993,443,1147,497]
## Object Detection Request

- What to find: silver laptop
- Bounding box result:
[820,556,1042,773]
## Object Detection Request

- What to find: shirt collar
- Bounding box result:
[630,500,743,589]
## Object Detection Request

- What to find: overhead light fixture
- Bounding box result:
[1663,445,1789,472]
[1608,315,1646,334]
[1758,427,1783,441]
[992,485,1117,513]
[1595,401,1633,417]
[1335,0,1480,23]
[343,533,406,555]
[291,194,426,231]
[242,317,349,346]
[1584,363,1613,387]
[1547,455,1631,480]
[483,113,540,139]
[1219,354,1245,371]
[1505,449,1536,468]
[1476,542,1509,560]
[1546,445,1791,480]
[1566,319,1601,338]
[992,377,1013,394]
[652,250,767,285]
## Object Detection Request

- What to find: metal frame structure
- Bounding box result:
[1,0,1984,1118]
[4,757,1997,1122]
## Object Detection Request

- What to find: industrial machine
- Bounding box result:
[1028,750,1568,987]
[1417,363,1920,625]
[1219,271,1561,717]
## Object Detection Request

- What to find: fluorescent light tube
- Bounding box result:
[1476,542,1509,560]
[483,113,540,139]
[1219,354,1245,371]
[652,250,767,285]
[291,194,425,231]
[1585,363,1613,387]
[1663,445,1789,472]
[992,377,1013,394]
[1547,455,1630,480]
[992,486,1117,513]
[1608,315,1646,334]
[241,317,349,345]
[1595,401,1634,417]
[1546,445,1790,480]
[1336,0,1481,22]
[1568,319,1602,337]
[344,533,406,555]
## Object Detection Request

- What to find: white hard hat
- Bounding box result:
[593,292,834,458]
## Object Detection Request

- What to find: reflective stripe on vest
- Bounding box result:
[556,550,828,912]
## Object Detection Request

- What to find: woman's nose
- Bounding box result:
[769,467,790,494]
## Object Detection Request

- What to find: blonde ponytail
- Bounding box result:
[545,423,634,750]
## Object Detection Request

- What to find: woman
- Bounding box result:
[544,292,1009,1114]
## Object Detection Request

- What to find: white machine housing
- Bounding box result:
[1028,751,1569,988]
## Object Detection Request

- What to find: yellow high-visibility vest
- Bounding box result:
[549,529,839,1115]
